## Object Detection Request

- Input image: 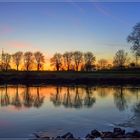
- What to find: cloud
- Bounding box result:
[3,40,33,49]
[6,41,29,49]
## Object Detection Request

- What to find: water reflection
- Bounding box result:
[0,85,45,109]
[1,85,9,106]
[0,85,140,111]
[50,86,96,109]
[11,85,22,108]
[121,89,140,127]
[0,85,140,138]
[114,86,128,111]
[50,86,62,106]
[34,87,45,108]
[84,87,96,108]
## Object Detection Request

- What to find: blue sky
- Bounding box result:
[0,2,139,60]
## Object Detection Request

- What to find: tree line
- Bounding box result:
[0,49,135,71]
[0,51,97,71]
[0,22,140,71]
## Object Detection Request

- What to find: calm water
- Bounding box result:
[0,85,140,138]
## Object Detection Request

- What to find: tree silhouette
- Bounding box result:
[1,53,11,71]
[34,51,45,71]
[24,52,34,71]
[73,51,83,71]
[63,52,73,71]
[127,23,140,66]
[12,51,23,71]
[84,52,95,71]
[50,53,62,71]
[113,50,128,69]
[98,59,108,69]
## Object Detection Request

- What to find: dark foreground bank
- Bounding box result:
[0,70,140,85]
[32,128,140,139]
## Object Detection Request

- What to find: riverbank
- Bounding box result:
[33,128,140,139]
[0,70,140,85]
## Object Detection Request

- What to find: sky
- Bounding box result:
[0,1,140,62]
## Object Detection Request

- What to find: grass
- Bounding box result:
[0,69,140,85]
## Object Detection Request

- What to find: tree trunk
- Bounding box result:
[17,65,19,71]
[76,65,78,71]
[67,65,70,71]
[27,65,29,71]
[57,66,59,71]
[37,63,40,71]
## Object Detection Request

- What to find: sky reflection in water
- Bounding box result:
[0,85,140,138]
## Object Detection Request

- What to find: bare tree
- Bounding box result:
[63,52,73,71]
[127,23,140,65]
[84,52,95,71]
[50,53,62,71]
[2,53,11,71]
[98,59,108,69]
[34,51,45,71]
[23,52,34,71]
[113,50,128,69]
[12,51,23,71]
[73,51,83,71]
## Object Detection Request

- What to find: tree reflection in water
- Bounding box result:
[116,88,140,128]
[50,86,62,107]
[0,85,44,109]
[0,85,139,112]
[23,86,34,108]
[11,85,22,109]
[0,85,45,109]
[84,86,96,108]
[113,86,128,111]
[129,90,140,127]
[63,87,72,108]
[50,86,96,108]
[72,86,82,108]
[33,86,45,108]
[98,87,108,98]
[1,85,10,106]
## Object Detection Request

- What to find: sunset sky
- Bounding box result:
[0,1,139,62]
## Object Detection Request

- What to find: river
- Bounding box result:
[0,84,140,138]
